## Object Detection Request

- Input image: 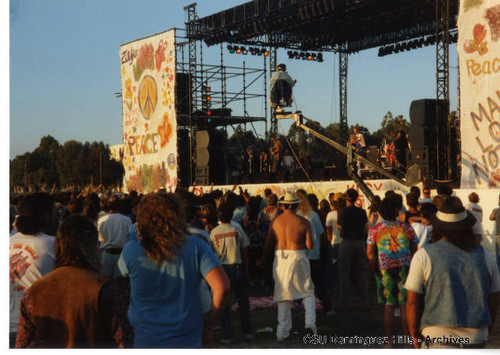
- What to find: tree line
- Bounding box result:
[10,111,413,192]
[225,111,411,167]
[10,136,124,193]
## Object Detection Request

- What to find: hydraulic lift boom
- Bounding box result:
[276,111,418,202]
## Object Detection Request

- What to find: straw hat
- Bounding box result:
[281,191,301,204]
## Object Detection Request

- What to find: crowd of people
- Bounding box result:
[8,183,500,348]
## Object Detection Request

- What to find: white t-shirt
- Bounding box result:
[325,210,341,245]
[98,213,132,250]
[356,133,366,147]
[210,222,250,265]
[465,202,484,236]
[411,222,432,249]
[10,232,56,331]
[282,155,294,167]
[405,246,500,344]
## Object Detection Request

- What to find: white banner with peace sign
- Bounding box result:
[120,29,178,193]
[459,1,500,188]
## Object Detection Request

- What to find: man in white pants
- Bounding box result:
[263,192,316,341]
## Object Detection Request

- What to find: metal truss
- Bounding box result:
[435,0,450,180]
[339,47,348,143]
[185,3,197,185]
[269,36,278,138]
[190,0,458,54]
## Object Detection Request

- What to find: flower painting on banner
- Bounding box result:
[459,1,500,188]
[120,29,177,193]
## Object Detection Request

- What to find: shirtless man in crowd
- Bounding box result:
[262,191,316,341]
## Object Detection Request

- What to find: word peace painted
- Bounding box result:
[465,58,500,77]
[127,133,160,156]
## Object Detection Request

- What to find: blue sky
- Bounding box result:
[9,0,458,159]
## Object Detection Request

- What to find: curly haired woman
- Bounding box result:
[118,193,230,348]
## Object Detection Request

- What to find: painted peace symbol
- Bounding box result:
[138,75,157,120]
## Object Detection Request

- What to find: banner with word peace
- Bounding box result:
[459,0,500,188]
[120,29,177,193]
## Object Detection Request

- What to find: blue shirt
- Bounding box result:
[127,223,138,242]
[118,235,220,348]
[298,211,324,260]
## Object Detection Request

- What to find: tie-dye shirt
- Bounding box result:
[367,220,417,270]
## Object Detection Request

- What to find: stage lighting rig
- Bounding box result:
[250,47,266,56]
[201,85,211,113]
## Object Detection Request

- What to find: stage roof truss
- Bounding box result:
[189,0,458,54]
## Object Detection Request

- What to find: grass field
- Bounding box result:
[210,278,500,349]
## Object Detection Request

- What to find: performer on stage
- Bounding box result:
[391,130,409,170]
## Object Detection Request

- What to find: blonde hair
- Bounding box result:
[296,190,312,216]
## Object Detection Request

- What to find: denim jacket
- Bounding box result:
[420,240,491,329]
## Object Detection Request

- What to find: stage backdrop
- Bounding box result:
[459,1,500,188]
[120,29,177,193]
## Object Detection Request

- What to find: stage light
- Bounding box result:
[236,47,242,54]
[257,48,263,56]
[378,47,384,56]
[301,52,307,60]
[317,53,323,62]
[312,53,317,61]
[307,52,313,60]
[288,51,294,59]
[241,47,248,55]
[264,49,269,56]
[250,47,257,55]
[227,45,235,54]
[207,110,212,116]
[201,85,211,112]
[294,51,300,59]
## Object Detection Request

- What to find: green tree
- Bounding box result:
[34,135,60,186]
[228,124,256,147]
[373,111,410,142]
[56,140,86,188]
[287,119,338,166]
